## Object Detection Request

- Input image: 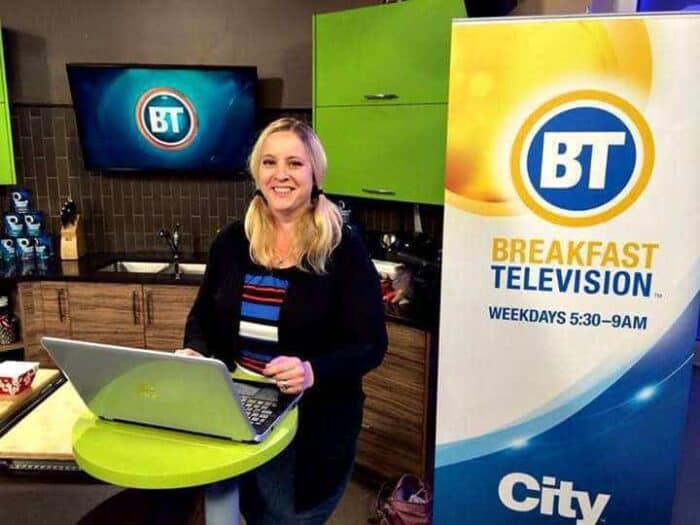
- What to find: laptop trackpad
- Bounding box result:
[234,381,279,401]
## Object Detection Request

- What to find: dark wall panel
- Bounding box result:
[0,0,377,107]
[3,104,443,256]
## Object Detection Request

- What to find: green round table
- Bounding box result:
[72,407,297,523]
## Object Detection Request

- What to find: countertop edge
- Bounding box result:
[1,254,437,331]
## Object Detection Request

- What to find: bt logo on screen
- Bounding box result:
[136,88,198,150]
[498,472,611,525]
[510,90,654,227]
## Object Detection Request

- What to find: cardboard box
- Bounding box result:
[0,361,39,396]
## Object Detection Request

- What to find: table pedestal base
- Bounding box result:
[204,477,240,525]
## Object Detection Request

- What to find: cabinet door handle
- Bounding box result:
[364,93,398,100]
[362,188,396,196]
[57,289,64,323]
[132,291,140,325]
[146,291,153,326]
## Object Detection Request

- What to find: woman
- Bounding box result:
[179,117,388,524]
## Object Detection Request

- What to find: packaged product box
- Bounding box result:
[0,361,39,396]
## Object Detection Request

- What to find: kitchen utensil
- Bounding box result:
[380,233,399,252]
[60,201,86,260]
[60,198,77,227]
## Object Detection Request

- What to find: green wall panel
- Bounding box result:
[0,20,16,185]
[0,103,14,184]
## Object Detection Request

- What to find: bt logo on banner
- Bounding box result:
[136,88,198,150]
[498,472,611,525]
[511,90,654,227]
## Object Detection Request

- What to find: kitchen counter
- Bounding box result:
[0,253,209,286]
[0,254,437,331]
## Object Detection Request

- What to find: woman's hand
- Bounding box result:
[174,348,204,357]
[263,356,315,394]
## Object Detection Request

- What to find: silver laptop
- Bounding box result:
[41,336,301,443]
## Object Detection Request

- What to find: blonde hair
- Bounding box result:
[244,117,343,274]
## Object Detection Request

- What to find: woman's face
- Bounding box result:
[258,130,314,223]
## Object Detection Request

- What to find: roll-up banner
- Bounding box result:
[435,13,700,525]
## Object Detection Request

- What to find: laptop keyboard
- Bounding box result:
[240,395,277,428]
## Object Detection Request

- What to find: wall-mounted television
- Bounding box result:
[66,64,257,172]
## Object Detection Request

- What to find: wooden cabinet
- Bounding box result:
[67,283,146,347]
[313,0,463,205]
[16,282,50,367]
[40,282,70,338]
[357,322,433,481]
[143,285,198,351]
[17,281,200,363]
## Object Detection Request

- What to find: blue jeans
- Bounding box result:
[240,442,352,525]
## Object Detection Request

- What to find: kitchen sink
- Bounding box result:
[97,260,207,276]
[156,262,207,275]
[173,263,206,275]
[98,261,171,274]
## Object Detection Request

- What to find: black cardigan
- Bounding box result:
[184,221,388,509]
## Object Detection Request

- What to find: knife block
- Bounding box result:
[60,214,86,260]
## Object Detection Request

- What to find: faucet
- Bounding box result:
[158,223,181,262]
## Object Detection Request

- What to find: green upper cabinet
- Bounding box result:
[314,0,465,107]
[0,19,15,185]
[313,0,465,205]
[316,104,448,205]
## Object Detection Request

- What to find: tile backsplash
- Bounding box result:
[3,105,442,256]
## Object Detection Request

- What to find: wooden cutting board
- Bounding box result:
[0,368,61,420]
[0,372,86,460]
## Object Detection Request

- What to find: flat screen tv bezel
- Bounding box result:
[65,62,258,173]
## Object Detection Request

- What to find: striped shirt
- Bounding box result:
[237,273,289,373]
